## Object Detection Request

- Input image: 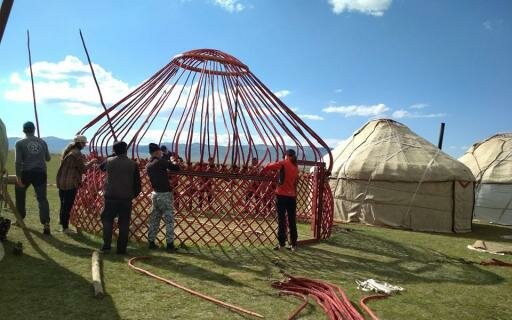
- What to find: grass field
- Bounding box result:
[1,151,512,319]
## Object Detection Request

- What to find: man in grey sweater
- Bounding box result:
[14,121,51,235]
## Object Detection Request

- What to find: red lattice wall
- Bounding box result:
[71,159,333,246]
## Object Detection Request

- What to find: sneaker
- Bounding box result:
[99,246,111,254]
[148,241,158,250]
[62,228,74,235]
[273,245,285,251]
[43,224,51,236]
[288,245,296,252]
[166,243,177,253]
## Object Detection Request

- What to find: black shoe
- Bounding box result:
[43,224,51,236]
[99,246,111,254]
[148,241,158,250]
[166,243,176,253]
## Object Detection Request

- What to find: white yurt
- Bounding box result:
[459,133,512,225]
[326,119,475,233]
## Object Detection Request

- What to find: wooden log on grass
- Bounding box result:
[91,251,104,298]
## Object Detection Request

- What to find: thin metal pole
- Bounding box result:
[27,30,40,137]
[79,29,117,141]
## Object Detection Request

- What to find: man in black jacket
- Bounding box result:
[99,141,141,254]
[146,143,180,252]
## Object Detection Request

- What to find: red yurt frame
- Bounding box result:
[71,49,333,246]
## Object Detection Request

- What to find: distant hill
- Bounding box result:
[8,137,331,161]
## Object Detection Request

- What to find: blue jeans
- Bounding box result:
[15,170,50,225]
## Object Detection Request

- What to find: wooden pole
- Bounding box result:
[91,251,104,298]
[27,30,40,138]
[0,0,14,45]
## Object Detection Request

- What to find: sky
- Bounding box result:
[0,0,511,158]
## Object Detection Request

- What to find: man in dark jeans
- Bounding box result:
[99,141,141,254]
[14,122,51,234]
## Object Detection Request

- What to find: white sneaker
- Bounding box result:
[62,228,75,235]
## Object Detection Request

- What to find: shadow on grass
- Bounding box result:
[0,237,119,320]
[138,255,246,288]
[434,223,512,242]
[165,228,505,288]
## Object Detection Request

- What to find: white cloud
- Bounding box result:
[3,55,132,116]
[213,0,245,12]
[322,103,389,117]
[392,109,446,119]
[482,19,503,31]
[298,114,324,121]
[328,0,392,16]
[274,90,291,98]
[409,103,428,109]
[324,138,349,148]
[334,88,343,93]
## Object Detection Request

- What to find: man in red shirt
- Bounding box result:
[262,149,299,251]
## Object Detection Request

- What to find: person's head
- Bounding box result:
[161,145,168,153]
[251,157,258,166]
[285,149,297,165]
[113,141,128,156]
[148,143,162,158]
[74,135,88,149]
[22,121,36,136]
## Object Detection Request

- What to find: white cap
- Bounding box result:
[74,135,88,144]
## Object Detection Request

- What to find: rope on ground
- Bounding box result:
[127,256,264,319]
[359,294,390,320]
[271,275,365,320]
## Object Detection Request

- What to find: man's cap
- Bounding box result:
[149,143,161,154]
[23,121,35,131]
[113,141,128,155]
[160,145,168,151]
[74,135,88,144]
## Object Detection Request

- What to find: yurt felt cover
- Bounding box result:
[459,133,512,225]
[328,119,475,232]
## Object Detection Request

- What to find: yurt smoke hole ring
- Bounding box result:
[70,49,334,246]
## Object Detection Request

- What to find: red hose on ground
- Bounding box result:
[278,290,309,320]
[128,256,264,318]
[359,294,390,320]
[272,275,365,320]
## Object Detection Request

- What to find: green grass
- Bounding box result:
[1,151,512,319]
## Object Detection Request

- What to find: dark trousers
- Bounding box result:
[15,170,50,225]
[101,198,132,253]
[59,188,77,229]
[276,195,297,246]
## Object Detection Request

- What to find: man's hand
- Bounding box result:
[16,177,25,188]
